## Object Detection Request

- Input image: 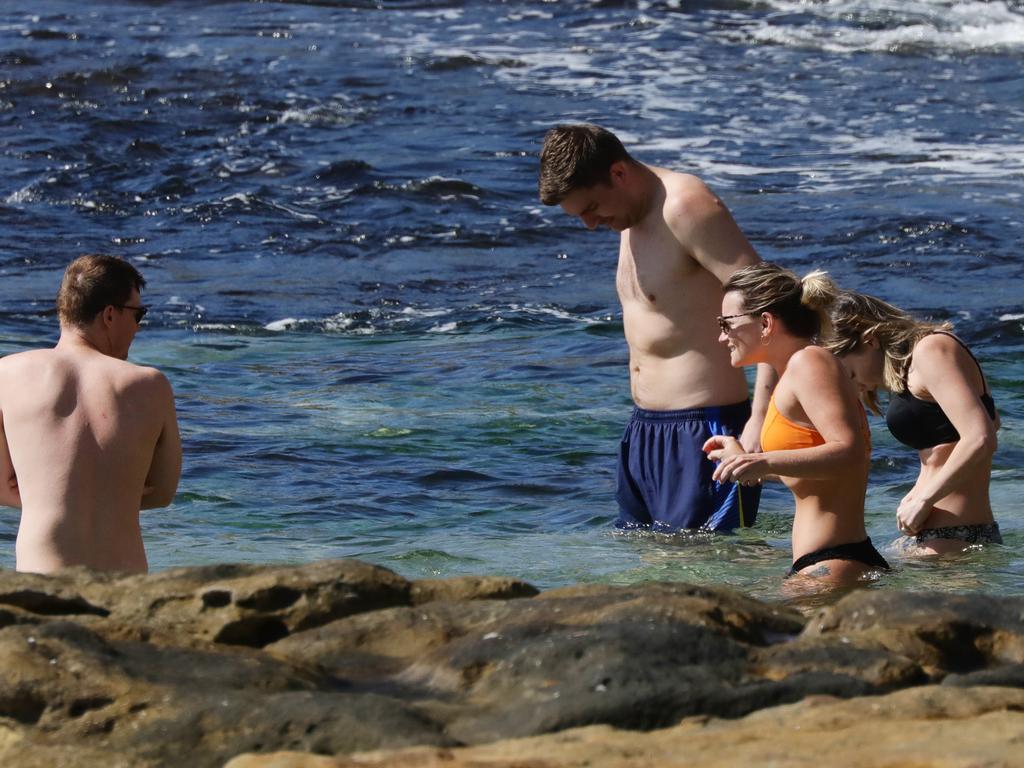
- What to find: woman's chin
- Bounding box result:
[729,350,750,368]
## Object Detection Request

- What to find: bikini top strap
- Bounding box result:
[928,330,990,396]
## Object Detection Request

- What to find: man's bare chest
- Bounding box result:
[616,233,697,307]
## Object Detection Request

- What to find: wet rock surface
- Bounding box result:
[0,559,1021,767]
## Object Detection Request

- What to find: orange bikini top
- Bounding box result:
[760,395,871,454]
[760,395,825,452]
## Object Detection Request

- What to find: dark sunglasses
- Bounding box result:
[115,304,149,324]
[716,312,756,334]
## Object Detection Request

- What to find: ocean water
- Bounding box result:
[0,0,1022,605]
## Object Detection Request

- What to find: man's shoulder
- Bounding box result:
[0,347,55,363]
[658,173,726,229]
[84,355,170,397]
[659,169,713,200]
[116,360,171,388]
[0,348,57,377]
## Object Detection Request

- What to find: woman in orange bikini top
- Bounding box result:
[761,396,826,452]
[761,391,872,454]
[703,262,887,586]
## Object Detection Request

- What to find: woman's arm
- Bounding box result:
[895,335,997,534]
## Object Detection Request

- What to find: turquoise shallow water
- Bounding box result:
[5,320,1021,608]
[1,0,1022,606]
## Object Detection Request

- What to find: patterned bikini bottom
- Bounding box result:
[913,521,1002,545]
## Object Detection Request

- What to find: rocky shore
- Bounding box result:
[1,559,1022,767]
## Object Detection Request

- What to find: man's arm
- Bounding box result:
[666,175,760,285]
[141,373,182,509]
[740,363,777,453]
[0,412,21,509]
[666,175,776,448]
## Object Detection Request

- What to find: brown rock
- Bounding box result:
[0,560,414,650]
[2,560,1023,768]
[224,685,1024,767]
[801,589,1024,676]
[106,559,414,648]
[410,576,539,605]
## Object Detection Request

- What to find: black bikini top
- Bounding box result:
[885,332,996,451]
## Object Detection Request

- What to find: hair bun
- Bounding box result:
[799,269,837,310]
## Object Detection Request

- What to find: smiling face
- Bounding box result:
[718,290,764,367]
[838,340,885,394]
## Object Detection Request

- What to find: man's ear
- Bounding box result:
[608,160,628,186]
[101,305,116,327]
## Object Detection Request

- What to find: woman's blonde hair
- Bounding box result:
[822,290,951,414]
[723,262,838,340]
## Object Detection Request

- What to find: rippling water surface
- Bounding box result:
[1,0,1022,604]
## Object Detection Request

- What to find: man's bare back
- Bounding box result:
[0,256,181,574]
[0,343,179,573]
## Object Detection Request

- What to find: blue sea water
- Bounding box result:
[0,0,1022,604]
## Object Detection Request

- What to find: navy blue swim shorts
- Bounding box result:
[615,401,760,532]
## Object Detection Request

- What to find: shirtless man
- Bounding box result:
[539,124,773,531]
[0,255,181,573]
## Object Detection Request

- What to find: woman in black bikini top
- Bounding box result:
[823,291,1000,554]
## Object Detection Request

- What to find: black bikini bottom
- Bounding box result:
[788,537,890,577]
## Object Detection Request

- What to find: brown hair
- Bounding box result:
[723,262,838,340]
[822,290,950,413]
[57,254,146,327]
[539,124,634,205]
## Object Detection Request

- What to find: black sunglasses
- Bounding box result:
[716,312,756,334]
[115,304,149,324]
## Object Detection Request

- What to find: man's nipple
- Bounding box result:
[647,293,656,302]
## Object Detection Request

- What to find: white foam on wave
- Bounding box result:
[166,43,202,59]
[262,304,610,336]
[830,132,1024,181]
[999,313,1024,322]
[502,303,607,325]
[653,124,1024,191]
[324,313,356,332]
[4,185,35,205]
[193,323,242,331]
[401,306,450,318]
[278,99,362,127]
[410,8,464,23]
[741,0,1024,54]
[265,318,300,332]
[428,322,458,333]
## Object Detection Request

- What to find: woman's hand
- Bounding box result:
[703,436,768,486]
[702,435,744,462]
[712,452,769,486]
[896,492,933,536]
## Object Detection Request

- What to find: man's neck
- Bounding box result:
[56,327,110,357]
[630,163,664,228]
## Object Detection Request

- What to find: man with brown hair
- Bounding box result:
[0,254,181,573]
[539,123,773,531]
